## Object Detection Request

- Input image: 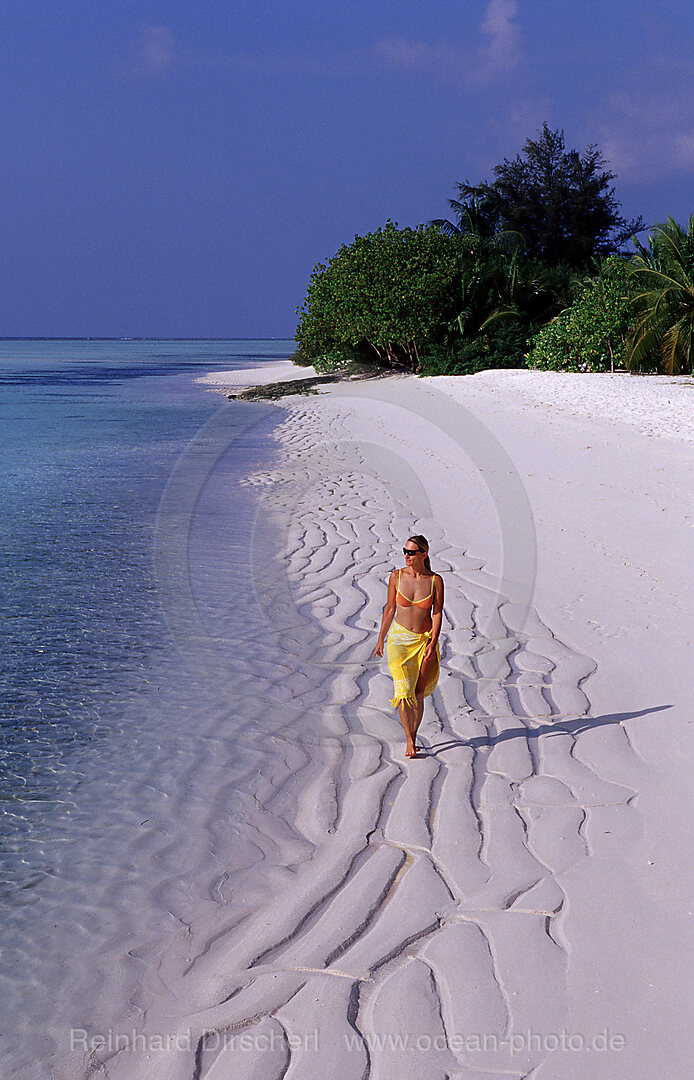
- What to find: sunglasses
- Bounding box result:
[403,547,424,556]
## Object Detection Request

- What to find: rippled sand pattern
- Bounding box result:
[59,399,644,1080]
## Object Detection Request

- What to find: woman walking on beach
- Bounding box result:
[372,535,443,758]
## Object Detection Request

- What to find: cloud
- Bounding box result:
[593,78,694,183]
[479,0,521,71]
[120,25,175,79]
[118,3,521,89]
[122,1,522,89]
[373,0,522,86]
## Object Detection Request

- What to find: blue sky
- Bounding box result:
[2,1,693,337]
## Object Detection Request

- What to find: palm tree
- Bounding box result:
[430,194,525,253]
[626,215,694,375]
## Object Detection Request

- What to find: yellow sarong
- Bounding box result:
[386,620,440,709]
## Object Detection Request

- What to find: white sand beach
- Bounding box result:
[58,364,694,1080]
[196,359,317,391]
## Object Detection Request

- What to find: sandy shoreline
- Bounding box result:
[195,359,318,391]
[57,364,694,1079]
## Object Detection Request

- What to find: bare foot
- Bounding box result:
[405,743,418,758]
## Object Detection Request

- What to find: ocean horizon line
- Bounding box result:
[0,335,295,342]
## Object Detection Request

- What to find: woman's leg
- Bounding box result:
[412,649,438,748]
[415,649,437,697]
[413,694,425,746]
[398,699,418,756]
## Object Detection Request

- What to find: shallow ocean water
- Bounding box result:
[0,339,292,1076]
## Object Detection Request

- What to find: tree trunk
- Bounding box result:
[365,339,387,366]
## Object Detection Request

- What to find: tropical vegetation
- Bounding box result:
[624,215,694,375]
[527,256,635,373]
[295,221,463,372]
[432,123,643,269]
[295,123,694,379]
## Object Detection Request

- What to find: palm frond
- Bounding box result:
[492,229,526,253]
[625,318,663,371]
[630,265,691,296]
[659,322,685,375]
[428,218,460,237]
[631,234,652,262]
[479,306,521,330]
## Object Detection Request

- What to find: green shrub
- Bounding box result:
[420,323,528,376]
[295,221,462,373]
[527,255,636,371]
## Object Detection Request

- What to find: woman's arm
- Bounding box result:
[424,574,444,659]
[372,571,397,657]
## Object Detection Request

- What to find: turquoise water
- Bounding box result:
[0,340,292,1075]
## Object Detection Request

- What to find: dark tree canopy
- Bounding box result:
[444,124,644,269]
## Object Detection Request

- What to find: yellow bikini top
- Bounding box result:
[396,568,435,609]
